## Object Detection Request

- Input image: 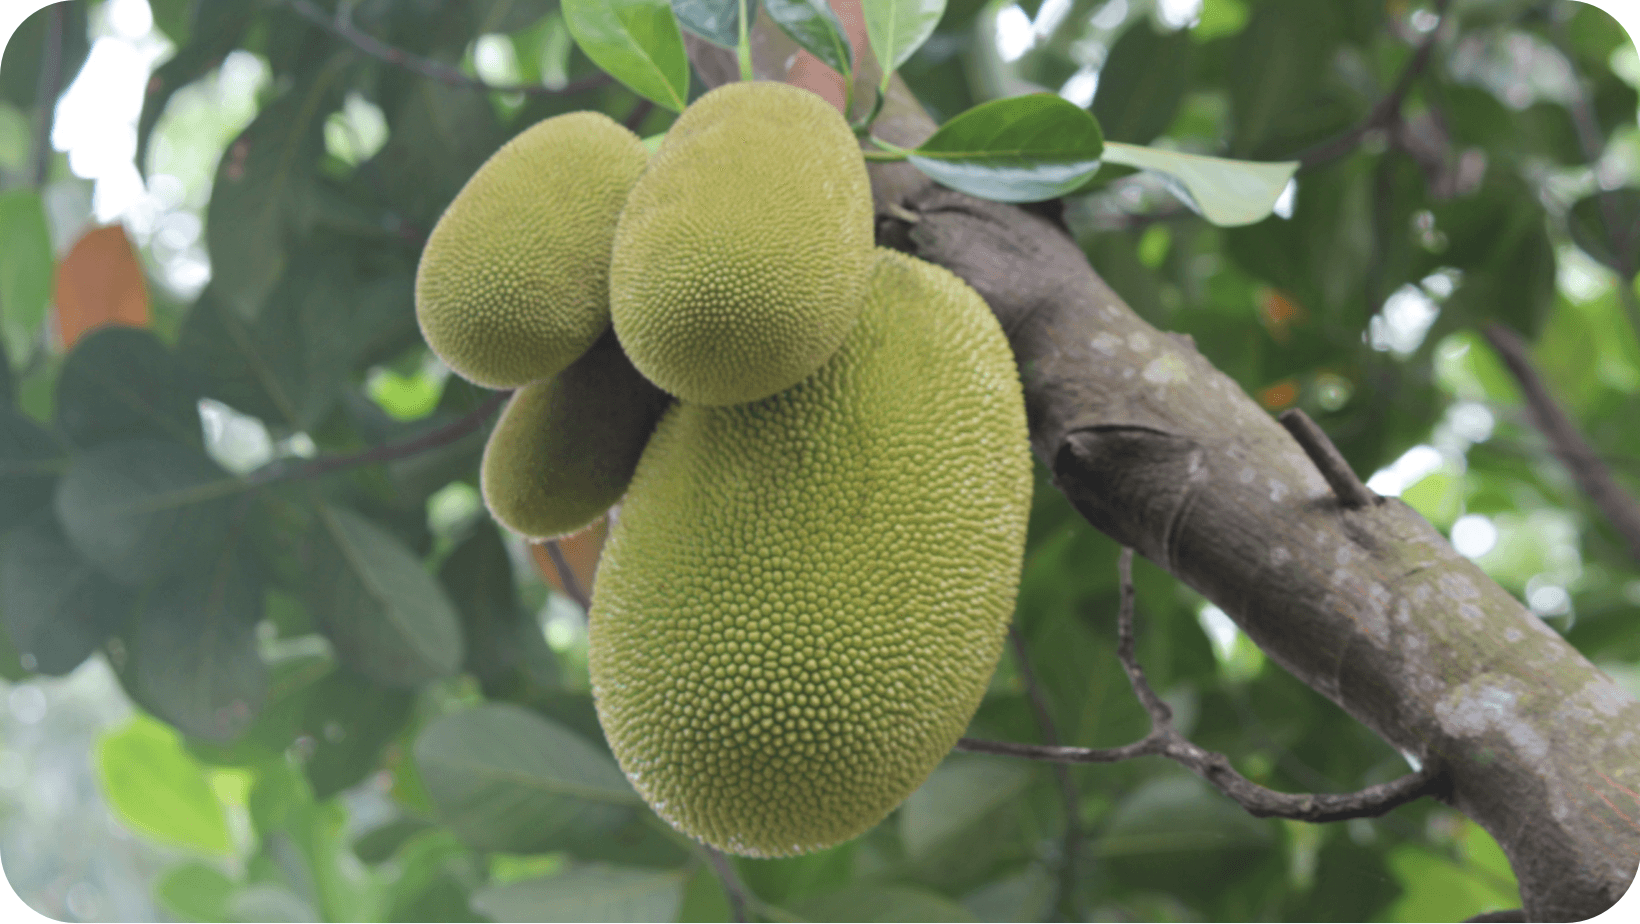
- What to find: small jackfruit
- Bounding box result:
[481,334,670,539]
[589,249,1032,857]
[417,112,648,389]
[609,81,874,406]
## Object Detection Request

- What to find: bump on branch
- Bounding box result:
[959,549,1449,824]
[1279,409,1379,509]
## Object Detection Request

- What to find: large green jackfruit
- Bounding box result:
[589,249,1032,857]
[416,112,648,389]
[609,81,874,406]
[481,334,670,539]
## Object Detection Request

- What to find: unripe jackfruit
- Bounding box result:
[609,81,874,406]
[481,334,670,539]
[416,112,648,389]
[589,249,1032,857]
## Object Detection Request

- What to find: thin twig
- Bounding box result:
[1297,0,1450,171]
[1280,409,1379,509]
[1007,626,1084,920]
[541,539,592,613]
[248,389,508,485]
[704,847,749,923]
[959,549,1450,824]
[29,3,65,187]
[1483,324,1640,564]
[280,0,610,97]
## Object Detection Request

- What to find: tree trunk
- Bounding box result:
[691,25,1640,921]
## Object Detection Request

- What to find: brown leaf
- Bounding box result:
[529,515,608,598]
[54,225,150,349]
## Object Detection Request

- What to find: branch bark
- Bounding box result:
[689,17,1640,920]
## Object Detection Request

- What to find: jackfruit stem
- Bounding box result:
[736,0,753,82]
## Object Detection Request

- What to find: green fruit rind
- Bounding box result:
[417,112,648,389]
[589,249,1032,857]
[609,81,874,406]
[480,335,671,540]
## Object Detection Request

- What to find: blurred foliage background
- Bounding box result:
[0,0,1636,920]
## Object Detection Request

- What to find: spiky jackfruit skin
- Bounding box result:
[481,334,670,539]
[589,249,1032,857]
[609,82,874,406]
[416,112,648,389]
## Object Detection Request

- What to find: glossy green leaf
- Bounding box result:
[54,327,204,449]
[905,94,1104,203]
[1101,141,1297,227]
[563,0,690,112]
[671,0,739,47]
[764,0,854,77]
[1567,189,1640,278]
[0,407,64,534]
[900,755,1032,860]
[1091,23,1195,146]
[414,703,639,853]
[116,552,267,742]
[471,865,687,922]
[0,511,130,675]
[96,714,233,854]
[799,885,978,922]
[205,80,335,321]
[0,189,53,356]
[304,503,463,687]
[54,439,241,585]
[862,0,945,91]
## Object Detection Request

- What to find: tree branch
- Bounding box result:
[279,0,610,97]
[248,389,508,485]
[1006,626,1084,919]
[1483,324,1640,564]
[1279,409,1380,509]
[540,538,593,613]
[963,550,1449,824]
[1296,0,1450,171]
[704,847,749,923]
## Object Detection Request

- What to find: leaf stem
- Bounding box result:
[736,0,753,82]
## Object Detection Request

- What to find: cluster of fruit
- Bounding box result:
[414,81,1034,858]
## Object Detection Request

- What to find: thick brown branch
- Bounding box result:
[249,389,507,485]
[1483,324,1640,564]
[280,0,609,97]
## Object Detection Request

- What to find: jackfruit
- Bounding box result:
[481,334,670,539]
[417,112,648,389]
[609,81,874,406]
[589,249,1032,857]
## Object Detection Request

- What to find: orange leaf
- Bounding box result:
[1258,379,1300,411]
[529,516,608,598]
[53,224,150,349]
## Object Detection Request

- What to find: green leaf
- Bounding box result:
[441,521,560,702]
[1225,3,1341,158]
[563,0,690,112]
[0,3,90,108]
[1567,189,1640,278]
[471,865,687,922]
[1091,23,1195,146]
[304,503,463,687]
[0,189,53,359]
[54,439,241,585]
[0,407,65,534]
[799,885,978,922]
[862,0,945,92]
[905,94,1104,203]
[0,511,130,675]
[414,703,639,853]
[54,327,205,449]
[205,75,339,321]
[671,0,739,47]
[136,5,258,174]
[116,551,268,742]
[155,861,237,923]
[1101,142,1297,227]
[96,714,233,854]
[296,666,416,799]
[1095,775,1274,891]
[764,0,854,77]
[899,754,1033,860]
[353,816,435,863]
